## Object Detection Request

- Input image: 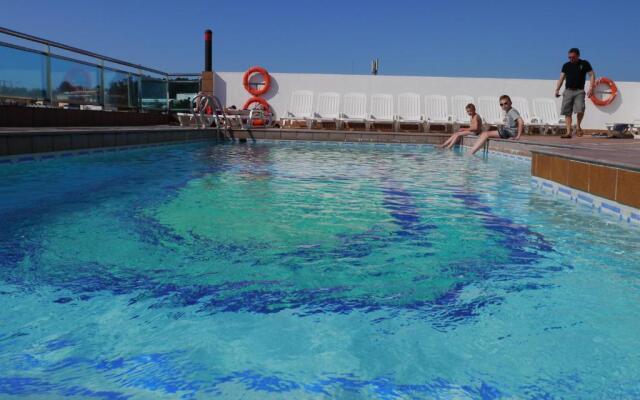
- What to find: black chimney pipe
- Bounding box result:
[204,29,212,72]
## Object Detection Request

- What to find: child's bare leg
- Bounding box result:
[446,131,472,149]
[438,137,452,149]
[468,131,500,155]
[439,134,456,148]
[445,133,462,149]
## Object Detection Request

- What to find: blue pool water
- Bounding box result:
[0,141,639,399]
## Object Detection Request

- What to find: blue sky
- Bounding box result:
[1,0,638,80]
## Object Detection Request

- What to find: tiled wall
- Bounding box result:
[462,136,531,157]
[531,152,640,209]
[239,129,448,145]
[0,129,215,157]
[531,177,640,225]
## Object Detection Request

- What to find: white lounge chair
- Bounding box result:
[312,92,341,129]
[339,93,368,130]
[369,94,395,130]
[424,95,452,132]
[396,93,423,131]
[477,96,502,129]
[532,98,565,135]
[176,112,216,128]
[451,95,474,131]
[281,90,314,128]
[512,97,541,134]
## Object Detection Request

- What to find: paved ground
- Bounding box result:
[514,135,640,171]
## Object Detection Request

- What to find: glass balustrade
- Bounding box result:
[141,75,168,111]
[104,68,131,110]
[0,34,201,113]
[50,57,101,107]
[0,44,47,101]
[168,78,199,112]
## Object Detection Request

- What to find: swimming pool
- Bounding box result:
[1,141,639,399]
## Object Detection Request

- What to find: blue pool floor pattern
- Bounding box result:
[1,141,640,399]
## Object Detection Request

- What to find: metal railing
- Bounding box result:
[0,26,201,112]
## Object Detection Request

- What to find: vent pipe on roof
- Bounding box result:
[371,58,379,75]
[204,29,212,72]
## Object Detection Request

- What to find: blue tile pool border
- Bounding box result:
[531,176,640,226]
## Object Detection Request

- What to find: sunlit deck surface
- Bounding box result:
[466,133,640,171]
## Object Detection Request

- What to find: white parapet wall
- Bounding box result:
[215,72,640,130]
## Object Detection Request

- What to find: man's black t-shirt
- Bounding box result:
[561,59,593,90]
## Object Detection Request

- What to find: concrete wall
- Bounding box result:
[215,72,640,130]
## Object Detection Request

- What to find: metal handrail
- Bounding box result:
[192,93,228,134]
[0,26,169,76]
[167,73,202,77]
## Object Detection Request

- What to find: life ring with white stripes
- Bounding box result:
[242,96,271,112]
[243,97,271,126]
[590,77,618,107]
[243,66,271,96]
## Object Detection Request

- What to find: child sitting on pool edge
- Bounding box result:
[439,103,483,150]
[468,95,524,156]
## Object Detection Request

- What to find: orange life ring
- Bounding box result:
[243,66,271,96]
[590,77,618,107]
[243,97,271,126]
[243,96,271,112]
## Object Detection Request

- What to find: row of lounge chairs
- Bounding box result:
[279,91,568,134]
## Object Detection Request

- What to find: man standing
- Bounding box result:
[555,48,596,138]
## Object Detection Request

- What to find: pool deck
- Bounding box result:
[1,125,639,213]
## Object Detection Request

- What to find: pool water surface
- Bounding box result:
[1,141,639,399]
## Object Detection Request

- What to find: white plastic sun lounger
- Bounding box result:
[424,95,452,132]
[395,93,423,131]
[532,98,565,135]
[369,94,395,130]
[312,92,341,129]
[281,90,314,128]
[339,93,368,129]
[177,112,216,128]
[511,97,541,134]
[477,96,502,129]
[451,95,474,131]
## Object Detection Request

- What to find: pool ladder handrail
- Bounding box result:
[192,93,230,136]
[192,94,268,134]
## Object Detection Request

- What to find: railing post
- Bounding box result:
[137,69,143,112]
[45,45,52,105]
[99,60,105,108]
[165,76,169,114]
[127,72,132,110]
